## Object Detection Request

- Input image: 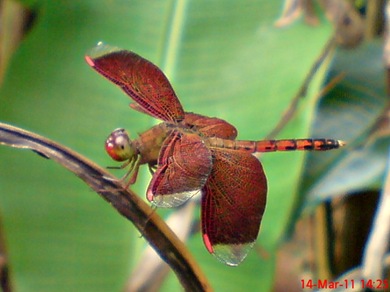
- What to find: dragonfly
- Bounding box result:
[85,42,344,266]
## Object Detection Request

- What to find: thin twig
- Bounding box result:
[0,122,211,292]
[125,201,196,291]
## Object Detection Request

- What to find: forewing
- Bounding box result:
[85,43,184,122]
[147,131,213,208]
[201,148,267,266]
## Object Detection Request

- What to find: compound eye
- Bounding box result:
[105,128,136,161]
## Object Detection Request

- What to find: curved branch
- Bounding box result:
[0,122,211,291]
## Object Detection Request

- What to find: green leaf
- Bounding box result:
[302,41,388,207]
[0,0,333,290]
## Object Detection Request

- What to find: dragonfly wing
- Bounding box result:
[147,131,213,208]
[85,43,184,122]
[184,112,237,139]
[201,148,267,266]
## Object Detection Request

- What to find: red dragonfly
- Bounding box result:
[85,42,344,266]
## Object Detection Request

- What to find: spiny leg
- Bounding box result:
[105,155,141,189]
[120,155,141,188]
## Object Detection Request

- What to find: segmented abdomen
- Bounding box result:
[207,138,344,153]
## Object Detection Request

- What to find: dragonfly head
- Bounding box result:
[105,128,137,161]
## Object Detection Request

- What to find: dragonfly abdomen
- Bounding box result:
[208,138,344,153]
[254,139,344,152]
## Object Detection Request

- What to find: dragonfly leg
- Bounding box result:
[148,163,157,175]
[106,155,141,188]
[128,157,141,185]
[122,155,141,188]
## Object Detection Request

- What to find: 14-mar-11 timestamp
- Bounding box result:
[301,279,389,290]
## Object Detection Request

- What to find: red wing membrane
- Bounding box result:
[147,131,213,208]
[184,113,238,139]
[85,43,184,122]
[201,148,267,266]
